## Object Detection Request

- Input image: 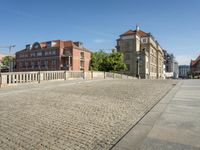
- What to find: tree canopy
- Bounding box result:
[90,50,127,72]
[1,56,15,67]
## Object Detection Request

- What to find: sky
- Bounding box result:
[0,0,200,65]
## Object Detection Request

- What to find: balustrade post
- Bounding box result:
[64,70,67,80]
[83,70,85,79]
[91,71,93,79]
[38,71,41,83]
[0,73,2,88]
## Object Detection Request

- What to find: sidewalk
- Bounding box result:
[112,80,200,150]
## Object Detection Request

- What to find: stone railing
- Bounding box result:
[0,71,135,87]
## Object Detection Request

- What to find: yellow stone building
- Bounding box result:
[116,26,164,79]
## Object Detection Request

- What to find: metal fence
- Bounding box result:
[0,71,135,87]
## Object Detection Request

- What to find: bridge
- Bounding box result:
[0,76,177,149]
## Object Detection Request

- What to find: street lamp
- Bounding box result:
[0,60,2,74]
[8,45,16,72]
[137,56,140,79]
[0,60,2,88]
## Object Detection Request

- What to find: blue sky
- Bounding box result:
[0,0,200,65]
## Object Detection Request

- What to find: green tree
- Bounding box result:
[90,50,127,72]
[100,51,127,72]
[90,50,108,71]
[2,56,15,67]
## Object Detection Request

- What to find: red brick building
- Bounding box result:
[16,40,91,71]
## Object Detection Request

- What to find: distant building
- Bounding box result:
[163,50,178,78]
[179,65,190,79]
[163,50,175,72]
[190,55,200,78]
[116,25,164,79]
[16,40,91,72]
[173,61,179,78]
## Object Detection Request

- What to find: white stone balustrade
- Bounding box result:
[0,71,134,87]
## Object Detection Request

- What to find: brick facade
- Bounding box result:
[15,40,91,72]
[190,55,200,78]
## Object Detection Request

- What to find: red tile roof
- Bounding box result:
[191,55,200,66]
[38,40,75,48]
[120,29,148,37]
[17,40,91,53]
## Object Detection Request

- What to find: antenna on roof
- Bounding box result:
[136,23,140,31]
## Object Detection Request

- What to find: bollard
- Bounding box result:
[104,72,106,79]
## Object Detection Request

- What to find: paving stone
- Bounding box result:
[0,79,176,150]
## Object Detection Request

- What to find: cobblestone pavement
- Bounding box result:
[0,79,178,150]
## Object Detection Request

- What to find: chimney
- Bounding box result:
[136,24,140,31]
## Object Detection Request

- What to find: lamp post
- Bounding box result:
[137,56,140,79]
[68,55,71,71]
[0,60,2,75]
[0,60,2,88]
[8,45,16,72]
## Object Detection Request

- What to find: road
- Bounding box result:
[112,80,200,150]
[0,79,176,150]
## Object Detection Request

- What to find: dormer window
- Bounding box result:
[46,41,57,48]
[32,42,41,49]
[46,41,52,48]
[141,38,147,43]
[26,44,32,50]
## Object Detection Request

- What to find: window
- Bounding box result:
[126,64,130,71]
[26,44,32,50]
[44,60,48,68]
[33,44,39,49]
[31,52,36,57]
[80,52,84,60]
[124,40,131,51]
[45,51,49,56]
[51,50,56,55]
[31,62,34,69]
[52,59,56,65]
[34,61,38,68]
[46,41,52,48]
[80,61,84,70]
[19,54,23,58]
[141,38,147,43]
[19,62,23,67]
[37,52,42,57]
[125,53,130,60]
